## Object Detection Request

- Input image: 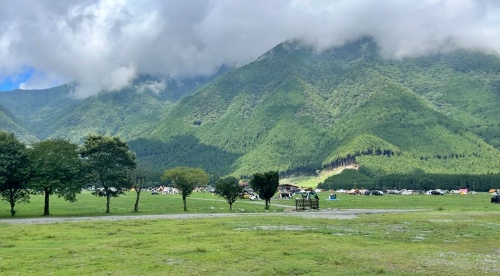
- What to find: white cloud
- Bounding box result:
[136,79,167,95]
[0,0,499,97]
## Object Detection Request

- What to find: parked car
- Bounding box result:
[491,195,500,203]
[430,190,444,195]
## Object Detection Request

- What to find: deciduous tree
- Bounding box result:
[161,167,209,211]
[28,139,83,216]
[215,176,242,210]
[250,171,279,209]
[130,163,153,212]
[80,135,136,213]
[0,132,31,216]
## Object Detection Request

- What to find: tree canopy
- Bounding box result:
[28,139,83,215]
[161,167,209,211]
[215,176,243,210]
[0,132,31,216]
[250,171,279,209]
[80,135,136,213]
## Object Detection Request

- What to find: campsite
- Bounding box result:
[1,190,499,275]
[2,1,500,275]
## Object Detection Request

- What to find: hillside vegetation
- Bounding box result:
[1,37,499,179]
[0,75,221,143]
[142,38,500,176]
[0,103,37,143]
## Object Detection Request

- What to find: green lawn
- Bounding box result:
[1,190,294,218]
[1,191,499,275]
[1,190,497,218]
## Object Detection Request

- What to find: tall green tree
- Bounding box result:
[215,176,243,210]
[250,171,279,209]
[161,167,209,211]
[80,135,136,213]
[0,132,31,216]
[28,139,83,216]
[418,178,437,191]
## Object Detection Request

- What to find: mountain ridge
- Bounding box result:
[1,38,499,177]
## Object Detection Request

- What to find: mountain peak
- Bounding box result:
[1,39,500,177]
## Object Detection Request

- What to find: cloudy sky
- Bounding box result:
[0,0,499,97]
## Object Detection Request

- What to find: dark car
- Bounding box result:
[372,190,384,196]
[491,195,500,203]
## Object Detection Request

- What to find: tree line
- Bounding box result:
[318,168,500,191]
[0,131,281,216]
[0,132,137,216]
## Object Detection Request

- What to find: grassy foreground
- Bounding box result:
[1,192,499,275]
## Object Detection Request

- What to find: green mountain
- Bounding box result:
[0,75,220,143]
[1,38,500,178]
[0,102,37,143]
[0,84,81,140]
[137,38,500,176]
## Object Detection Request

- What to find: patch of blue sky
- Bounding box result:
[0,67,34,92]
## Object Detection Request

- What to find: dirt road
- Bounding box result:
[0,208,423,224]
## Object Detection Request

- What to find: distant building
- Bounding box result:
[278,184,299,192]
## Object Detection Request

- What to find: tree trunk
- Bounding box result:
[229,202,232,210]
[106,194,111,213]
[10,202,15,216]
[183,195,187,211]
[134,190,141,212]
[8,190,15,216]
[265,198,270,209]
[43,188,50,216]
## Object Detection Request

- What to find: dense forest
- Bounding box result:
[318,168,500,192]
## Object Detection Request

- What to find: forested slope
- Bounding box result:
[0,76,218,143]
[141,38,500,176]
[0,103,37,143]
[1,38,499,178]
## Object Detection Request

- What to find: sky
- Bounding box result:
[0,0,499,98]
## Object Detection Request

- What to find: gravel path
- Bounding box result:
[0,208,424,225]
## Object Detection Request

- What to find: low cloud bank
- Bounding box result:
[1,0,499,97]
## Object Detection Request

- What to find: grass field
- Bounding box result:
[2,190,499,218]
[1,191,499,275]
